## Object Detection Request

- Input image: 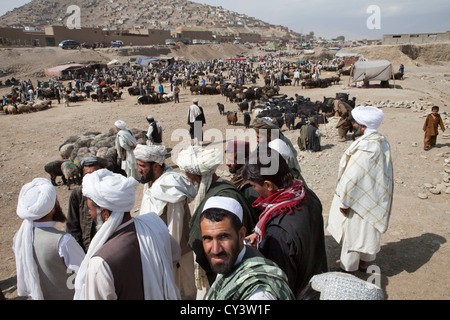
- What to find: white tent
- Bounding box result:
[107,59,120,66]
[350,60,393,83]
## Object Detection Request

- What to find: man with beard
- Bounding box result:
[134,144,198,299]
[13,178,85,300]
[187,98,206,146]
[66,156,106,252]
[114,120,139,180]
[334,98,354,142]
[327,106,393,274]
[176,145,257,288]
[201,197,294,300]
[74,169,180,300]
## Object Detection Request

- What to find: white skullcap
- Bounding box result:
[82,168,138,213]
[114,120,127,130]
[269,138,290,162]
[134,144,167,165]
[309,272,385,300]
[192,98,199,103]
[16,178,56,221]
[14,178,57,300]
[146,115,154,121]
[351,106,384,131]
[202,196,243,222]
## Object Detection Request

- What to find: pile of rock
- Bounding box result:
[361,99,435,112]
[418,152,450,199]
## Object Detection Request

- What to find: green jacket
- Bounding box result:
[206,246,294,300]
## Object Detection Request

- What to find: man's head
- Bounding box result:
[17,178,62,222]
[176,146,223,208]
[82,168,139,228]
[146,115,154,123]
[114,120,127,132]
[225,140,250,174]
[253,117,279,144]
[200,196,246,275]
[80,156,104,175]
[134,144,167,184]
[192,98,199,105]
[431,106,439,115]
[86,198,108,231]
[351,106,384,135]
[242,148,293,198]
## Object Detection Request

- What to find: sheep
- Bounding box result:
[244,112,251,128]
[32,100,52,111]
[61,160,82,190]
[285,112,296,130]
[4,105,17,115]
[16,104,32,114]
[217,102,225,115]
[227,111,238,125]
[59,143,75,159]
[162,92,174,101]
[44,160,67,186]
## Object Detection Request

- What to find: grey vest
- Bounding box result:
[33,227,75,300]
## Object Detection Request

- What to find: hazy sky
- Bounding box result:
[0,0,449,40]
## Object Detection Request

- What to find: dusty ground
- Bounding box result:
[0,44,449,300]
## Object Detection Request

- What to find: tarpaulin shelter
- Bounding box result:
[350,60,393,83]
[44,64,86,79]
[136,56,159,67]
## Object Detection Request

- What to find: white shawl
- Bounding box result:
[188,104,202,123]
[133,213,181,299]
[335,132,394,233]
[14,178,56,300]
[74,169,139,300]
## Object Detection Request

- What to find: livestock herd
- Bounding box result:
[45,128,148,190]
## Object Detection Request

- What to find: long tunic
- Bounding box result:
[327,131,393,259]
[423,113,445,137]
[139,168,197,298]
[115,129,139,180]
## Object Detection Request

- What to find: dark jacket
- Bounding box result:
[258,187,328,296]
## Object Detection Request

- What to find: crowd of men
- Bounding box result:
[9,96,393,300]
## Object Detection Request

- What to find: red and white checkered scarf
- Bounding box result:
[252,180,307,248]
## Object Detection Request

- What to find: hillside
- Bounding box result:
[0,0,294,39]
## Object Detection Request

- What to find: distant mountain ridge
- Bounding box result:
[0,0,298,39]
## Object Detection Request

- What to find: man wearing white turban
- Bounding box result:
[114,120,139,180]
[134,144,198,299]
[327,106,394,274]
[74,169,180,300]
[176,146,257,288]
[187,98,206,145]
[13,178,85,300]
